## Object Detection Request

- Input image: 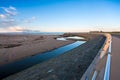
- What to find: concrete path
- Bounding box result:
[110,36,120,80]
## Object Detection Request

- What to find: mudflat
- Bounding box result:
[0,34,74,65]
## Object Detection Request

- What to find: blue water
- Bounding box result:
[0,41,85,79]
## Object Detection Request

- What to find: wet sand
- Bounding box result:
[0,34,74,65]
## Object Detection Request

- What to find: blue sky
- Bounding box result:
[0,0,120,32]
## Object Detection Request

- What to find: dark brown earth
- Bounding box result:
[3,35,105,80]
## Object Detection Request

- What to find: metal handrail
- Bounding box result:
[104,38,112,80]
[104,54,111,80]
[81,34,111,80]
[92,71,97,80]
[81,35,108,80]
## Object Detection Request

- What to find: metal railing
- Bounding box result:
[104,54,111,80]
[81,34,112,80]
[92,71,97,80]
[91,36,112,80]
[104,37,112,80]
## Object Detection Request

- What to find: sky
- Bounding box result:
[0,0,120,32]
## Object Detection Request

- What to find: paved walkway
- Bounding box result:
[110,36,120,80]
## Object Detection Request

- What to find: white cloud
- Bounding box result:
[0,6,37,32]
[24,16,36,23]
[0,6,17,28]
[8,26,24,31]
[9,6,16,11]
[31,16,36,20]
[0,26,26,32]
[9,18,15,22]
[4,8,17,16]
[0,14,7,19]
[24,19,31,23]
[1,6,17,16]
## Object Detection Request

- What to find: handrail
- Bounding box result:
[92,71,97,80]
[81,34,111,80]
[90,34,111,80]
[81,34,108,80]
[108,38,112,53]
[104,37,112,80]
[104,54,111,80]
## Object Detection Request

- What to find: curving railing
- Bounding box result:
[104,37,112,80]
[81,33,112,80]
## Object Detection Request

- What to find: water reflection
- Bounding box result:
[56,36,85,41]
[56,37,67,41]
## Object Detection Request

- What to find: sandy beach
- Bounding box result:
[0,34,74,65]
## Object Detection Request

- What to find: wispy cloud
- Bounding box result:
[31,16,36,20]
[0,26,30,32]
[0,14,7,19]
[1,6,17,16]
[8,26,25,31]
[0,6,17,29]
[9,6,16,11]
[23,16,36,23]
[0,6,37,32]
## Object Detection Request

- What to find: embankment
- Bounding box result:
[3,34,106,80]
